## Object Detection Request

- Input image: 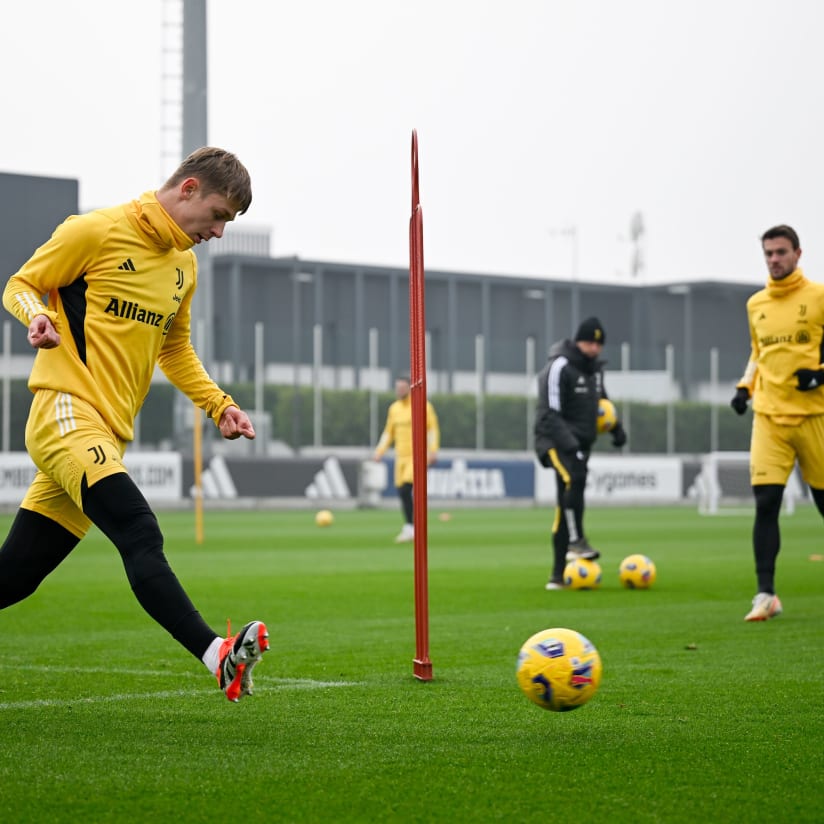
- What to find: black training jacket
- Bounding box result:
[534,338,605,464]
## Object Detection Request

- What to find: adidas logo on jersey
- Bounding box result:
[118,259,136,272]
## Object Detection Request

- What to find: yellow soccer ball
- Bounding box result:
[315,509,334,527]
[516,627,603,711]
[619,554,657,589]
[597,398,617,433]
[563,558,602,590]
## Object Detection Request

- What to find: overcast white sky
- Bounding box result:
[2,0,823,285]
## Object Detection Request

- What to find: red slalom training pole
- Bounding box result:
[409,129,433,681]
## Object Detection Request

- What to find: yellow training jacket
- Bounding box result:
[375,395,440,461]
[736,269,824,420]
[3,191,236,442]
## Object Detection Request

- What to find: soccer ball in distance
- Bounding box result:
[516,627,602,712]
[597,398,617,433]
[315,509,334,527]
[563,558,602,589]
[619,554,656,589]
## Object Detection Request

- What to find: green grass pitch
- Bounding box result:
[0,504,822,823]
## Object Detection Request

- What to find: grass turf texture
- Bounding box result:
[0,505,822,823]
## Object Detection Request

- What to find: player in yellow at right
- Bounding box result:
[372,376,440,543]
[731,225,824,621]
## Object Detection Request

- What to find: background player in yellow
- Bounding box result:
[372,375,440,542]
[0,147,268,701]
[731,224,824,621]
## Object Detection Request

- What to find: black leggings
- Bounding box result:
[0,508,80,607]
[0,474,217,659]
[398,482,414,524]
[752,483,824,594]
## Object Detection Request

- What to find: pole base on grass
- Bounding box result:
[413,658,433,681]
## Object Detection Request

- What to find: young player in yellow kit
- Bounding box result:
[0,147,268,701]
[731,224,824,621]
[372,376,439,542]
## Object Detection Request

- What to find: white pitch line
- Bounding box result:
[0,690,211,710]
[11,663,363,687]
[0,666,363,710]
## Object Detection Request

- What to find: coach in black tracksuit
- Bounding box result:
[534,317,626,589]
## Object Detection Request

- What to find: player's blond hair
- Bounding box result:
[163,147,252,214]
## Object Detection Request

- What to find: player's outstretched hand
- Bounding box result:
[794,368,824,392]
[730,387,749,414]
[219,406,256,440]
[611,421,627,448]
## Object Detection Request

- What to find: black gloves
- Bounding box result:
[730,387,749,415]
[794,368,824,392]
[611,421,626,448]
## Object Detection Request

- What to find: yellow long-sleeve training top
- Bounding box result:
[736,269,824,421]
[374,395,440,460]
[3,191,236,442]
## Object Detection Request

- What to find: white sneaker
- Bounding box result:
[744,592,783,622]
[395,523,414,543]
[544,578,565,591]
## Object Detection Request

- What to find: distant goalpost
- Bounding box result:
[691,451,803,515]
